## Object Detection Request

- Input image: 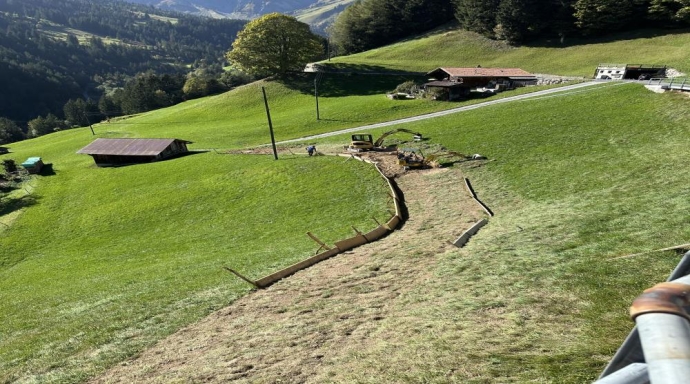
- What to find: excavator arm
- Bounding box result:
[373,128,423,148]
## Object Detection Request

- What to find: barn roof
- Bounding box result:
[77,138,191,156]
[427,67,534,78]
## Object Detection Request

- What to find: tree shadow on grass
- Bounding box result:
[0,194,38,217]
[100,150,208,168]
[317,63,425,76]
[279,69,428,98]
[523,27,690,48]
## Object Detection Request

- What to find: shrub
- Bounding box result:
[393,80,419,94]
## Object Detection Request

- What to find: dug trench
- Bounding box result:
[91,149,488,383]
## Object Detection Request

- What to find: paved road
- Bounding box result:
[276,80,621,145]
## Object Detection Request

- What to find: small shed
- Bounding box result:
[21,157,44,174]
[426,67,537,89]
[77,138,192,167]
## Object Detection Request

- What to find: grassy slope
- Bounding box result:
[3,25,690,382]
[107,77,454,149]
[429,84,690,380]
[293,0,354,25]
[312,83,689,382]
[327,26,690,76]
[0,89,397,381]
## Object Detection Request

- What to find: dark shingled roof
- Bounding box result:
[427,67,534,78]
[77,138,191,156]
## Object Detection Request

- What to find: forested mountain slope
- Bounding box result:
[0,0,245,124]
[118,0,355,32]
[329,0,690,53]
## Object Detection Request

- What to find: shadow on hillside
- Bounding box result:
[523,27,690,48]
[0,194,39,218]
[279,70,427,98]
[101,150,208,168]
[39,163,56,176]
[316,63,424,76]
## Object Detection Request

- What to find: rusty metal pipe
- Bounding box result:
[600,252,690,379]
[631,275,690,383]
[630,282,690,321]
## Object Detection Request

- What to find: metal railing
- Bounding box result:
[647,77,690,91]
[595,252,690,383]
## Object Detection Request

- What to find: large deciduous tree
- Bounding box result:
[27,114,66,138]
[227,13,324,77]
[0,117,24,145]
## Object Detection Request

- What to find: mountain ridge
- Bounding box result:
[120,0,355,32]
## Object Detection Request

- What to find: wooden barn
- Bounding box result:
[77,138,192,167]
[426,67,537,92]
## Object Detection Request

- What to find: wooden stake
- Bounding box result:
[307,231,331,254]
[223,267,257,288]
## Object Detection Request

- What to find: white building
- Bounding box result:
[595,64,627,80]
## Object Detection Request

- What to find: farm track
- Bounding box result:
[92,159,487,383]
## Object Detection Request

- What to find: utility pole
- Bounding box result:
[83,111,95,135]
[315,77,320,121]
[262,87,278,160]
[314,72,323,121]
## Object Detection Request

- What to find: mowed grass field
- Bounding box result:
[310,82,690,381]
[2,25,690,382]
[0,95,398,381]
[327,26,690,77]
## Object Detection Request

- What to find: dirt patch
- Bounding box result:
[92,152,487,384]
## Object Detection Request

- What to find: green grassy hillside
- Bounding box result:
[309,82,690,381]
[3,24,690,382]
[0,86,397,381]
[293,0,354,26]
[327,26,690,76]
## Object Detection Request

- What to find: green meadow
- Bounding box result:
[2,25,690,382]
[328,26,690,77]
[309,84,690,382]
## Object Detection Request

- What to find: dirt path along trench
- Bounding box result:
[92,157,487,383]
